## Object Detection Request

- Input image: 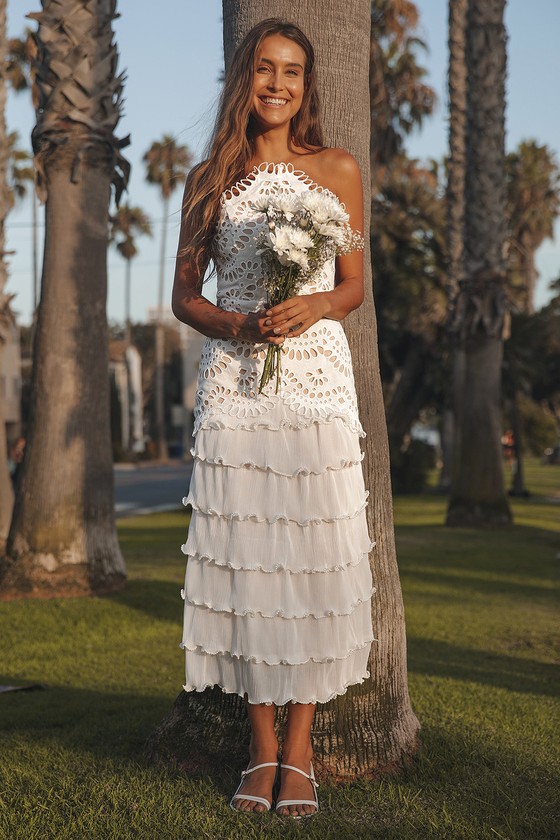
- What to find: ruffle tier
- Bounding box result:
[182,643,372,706]
[182,551,375,618]
[180,410,376,705]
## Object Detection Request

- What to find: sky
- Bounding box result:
[5,0,560,326]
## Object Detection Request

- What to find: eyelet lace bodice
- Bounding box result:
[194,162,364,437]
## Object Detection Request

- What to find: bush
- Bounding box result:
[391,438,437,494]
[517,395,558,456]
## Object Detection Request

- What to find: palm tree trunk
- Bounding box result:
[520,232,537,315]
[32,189,39,310]
[2,159,127,598]
[146,0,420,781]
[446,0,468,297]
[446,0,512,526]
[0,0,128,598]
[125,256,132,346]
[386,338,431,451]
[0,0,15,544]
[154,195,169,460]
[440,0,468,492]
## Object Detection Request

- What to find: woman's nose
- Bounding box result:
[267,72,282,90]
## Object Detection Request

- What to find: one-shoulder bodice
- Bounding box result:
[193,162,364,438]
[212,162,341,314]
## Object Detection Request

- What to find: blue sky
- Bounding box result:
[6,0,560,326]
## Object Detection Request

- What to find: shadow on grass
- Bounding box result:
[400,565,558,605]
[1,679,558,838]
[109,578,182,623]
[407,637,559,698]
[0,680,247,799]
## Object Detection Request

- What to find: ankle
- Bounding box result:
[281,740,313,763]
[248,735,279,760]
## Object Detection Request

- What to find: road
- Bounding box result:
[114,461,193,518]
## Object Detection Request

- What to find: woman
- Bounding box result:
[172,18,376,819]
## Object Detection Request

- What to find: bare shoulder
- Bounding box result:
[309,147,362,195]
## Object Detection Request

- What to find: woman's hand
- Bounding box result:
[236,309,287,345]
[262,293,330,338]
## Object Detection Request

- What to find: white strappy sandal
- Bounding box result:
[229,761,279,812]
[274,762,319,818]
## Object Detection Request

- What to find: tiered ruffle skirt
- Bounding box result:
[180,404,377,705]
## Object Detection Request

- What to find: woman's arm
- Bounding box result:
[262,150,365,337]
[171,179,286,346]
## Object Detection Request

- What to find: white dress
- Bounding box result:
[180,161,377,705]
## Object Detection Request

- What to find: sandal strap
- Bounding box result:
[231,793,271,808]
[276,798,318,809]
[279,763,319,787]
[241,761,279,776]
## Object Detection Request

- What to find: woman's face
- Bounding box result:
[250,34,306,129]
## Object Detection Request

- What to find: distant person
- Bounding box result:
[8,436,26,489]
[501,429,515,470]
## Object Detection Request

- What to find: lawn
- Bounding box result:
[0,459,558,839]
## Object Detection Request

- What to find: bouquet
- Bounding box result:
[251,189,365,394]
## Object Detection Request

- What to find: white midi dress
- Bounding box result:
[180,161,377,705]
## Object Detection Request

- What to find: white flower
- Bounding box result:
[286,248,309,270]
[286,227,314,251]
[250,195,271,214]
[272,194,301,220]
[299,189,349,224]
[315,221,349,247]
[269,225,293,256]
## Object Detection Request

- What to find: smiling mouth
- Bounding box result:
[260,97,289,107]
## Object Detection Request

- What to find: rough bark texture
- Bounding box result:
[0,0,128,597]
[446,0,512,526]
[446,0,468,298]
[146,0,421,782]
[440,0,468,492]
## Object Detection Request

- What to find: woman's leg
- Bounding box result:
[231,696,279,812]
[276,702,317,816]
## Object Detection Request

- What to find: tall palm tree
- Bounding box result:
[506,140,560,315]
[143,136,191,460]
[110,203,152,344]
[7,29,41,310]
[370,0,436,176]
[0,0,15,544]
[7,131,34,204]
[446,0,512,526]
[0,0,130,598]
[439,0,468,492]
[146,0,421,781]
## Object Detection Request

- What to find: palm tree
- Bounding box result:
[110,203,152,344]
[7,131,34,205]
[146,0,421,781]
[0,0,130,598]
[446,0,512,526]
[372,156,448,470]
[0,0,15,545]
[7,29,41,310]
[370,0,436,176]
[506,140,560,315]
[439,0,468,492]
[143,136,191,460]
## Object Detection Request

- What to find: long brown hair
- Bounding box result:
[180,18,324,278]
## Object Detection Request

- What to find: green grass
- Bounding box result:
[0,460,559,839]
